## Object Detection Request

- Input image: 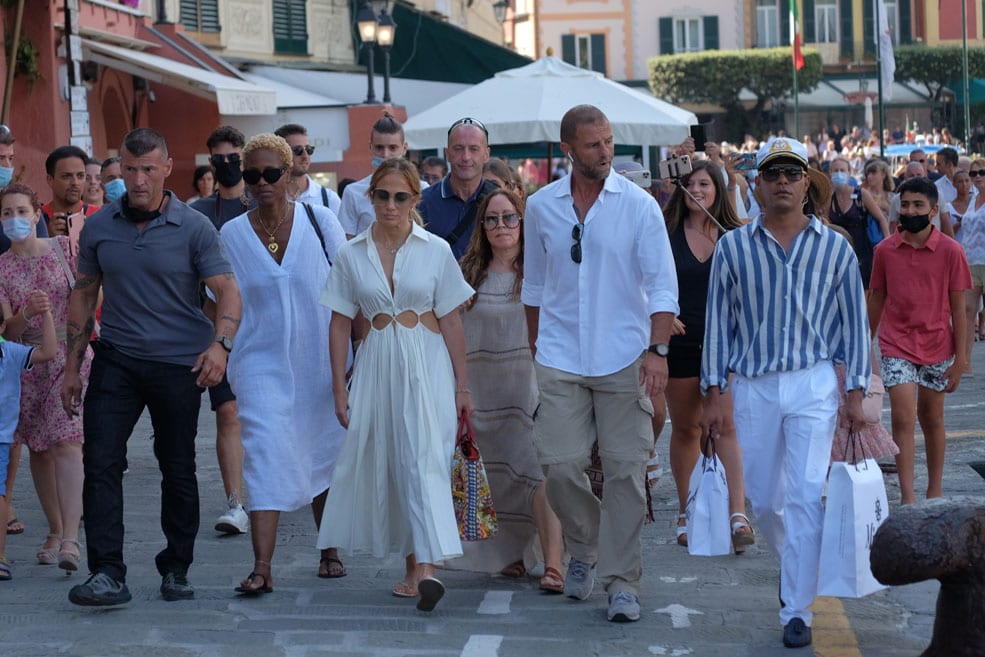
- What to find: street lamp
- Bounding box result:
[492,0,509,25]
[357,2,378,104]
[377,9,396,104]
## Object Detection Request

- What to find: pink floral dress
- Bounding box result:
[0,237,91,451]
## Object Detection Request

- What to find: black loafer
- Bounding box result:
[69,572,132,607]
[160,572,195,601]
[783,617,812,648]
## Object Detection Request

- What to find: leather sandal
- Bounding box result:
[730,512,756,554]
[235,571,273,595]
[318,556,346,578]
[500,560,526,578]
[37,533,61,565]
[676,513,688,547]
[391,580,418,597]
[58,538,81,573]
[539,566,565,594]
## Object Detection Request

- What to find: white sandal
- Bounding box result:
[730,512,755,554]
[646,454,662,489]
[676,512,688,547]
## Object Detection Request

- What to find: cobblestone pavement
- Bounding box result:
[3,345,985,656]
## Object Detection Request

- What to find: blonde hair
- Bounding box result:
[243,133,293,170]
[369,158,424,226]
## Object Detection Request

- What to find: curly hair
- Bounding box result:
[662,160,743,235]
[369,158,424,226]
[243,133,293,170]
[0,182,41,212]
[459,188,524,306]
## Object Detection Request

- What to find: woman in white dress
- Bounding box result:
[318,158,474,612]
[219,134,348,595]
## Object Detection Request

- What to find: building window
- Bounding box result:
[815,1,838,42]
[756,0,780,48]
[561,33,607,75]
[674,18,702,52]
[884,0,898,44]
[180,0,220,33]
[273,0,308,55]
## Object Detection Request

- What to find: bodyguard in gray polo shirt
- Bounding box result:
[60,128,242,607]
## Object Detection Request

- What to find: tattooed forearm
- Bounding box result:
[74,273,101,290]
[65,317,93,363]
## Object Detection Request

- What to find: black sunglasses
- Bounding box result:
[482,213,521,230]
[242,167,287,185]
[971,170,985,178]
[571,223,583,264]
[448,117,488,138]
[291,145,315,156]
[210,153,241,166]
[370,189,414,205]
[760,166,806,182]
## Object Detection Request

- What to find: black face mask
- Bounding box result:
[899,213,931,233]
[121,192,169,224]
[213,161,243,188]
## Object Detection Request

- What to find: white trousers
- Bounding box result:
[731,361,838,627]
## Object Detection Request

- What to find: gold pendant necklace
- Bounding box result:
[254,204,290,253]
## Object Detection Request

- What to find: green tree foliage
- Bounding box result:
[894,45,985,101]
[648,47,822,139]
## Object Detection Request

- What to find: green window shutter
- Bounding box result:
[273,0,308,55]
[590,34,606,74]
[703,16,719,50]
[659,17,673,55]
[899,0,912,44]
[839,0,854,59]
[180,0,220,33]
[561,34,575,65]
[803,0,816,42]
[862,0,875,57]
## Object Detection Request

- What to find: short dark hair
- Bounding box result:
[206,125,245,151]
[101,156,120,173]
[0,182,41,212]
[560,105,608,144]
[898,177,939,206]
[274,123,307,139]
[122,128,168,158]
[45,145,89,176]
[0,124,13,146]
[421,156,447,176]
[371,112,404,139]
[937,147,959,167]
[87,158,102,167]
[193,165,213,187]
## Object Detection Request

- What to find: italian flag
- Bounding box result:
[790,0,804,70]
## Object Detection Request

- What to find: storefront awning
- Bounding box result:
[82,40,277,116]
[356,0,531,84]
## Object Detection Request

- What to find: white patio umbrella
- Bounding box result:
[403,57,696,150]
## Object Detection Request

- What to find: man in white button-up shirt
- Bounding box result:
[522,105,678,623]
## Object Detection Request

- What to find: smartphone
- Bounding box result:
[66,211,85,258]
[689,123,715,150]
[658,155,693,181]
[733,153,757,171]
[620,169,652,188]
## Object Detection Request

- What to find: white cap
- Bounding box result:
[756,137,809,169]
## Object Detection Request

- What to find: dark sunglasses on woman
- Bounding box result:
[482,213,521,230]
[371,189,414,205]
[242,167,287,185]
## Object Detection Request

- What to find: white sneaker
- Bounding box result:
[214,497,248,535]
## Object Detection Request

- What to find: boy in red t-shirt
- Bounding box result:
[868,177,972,505]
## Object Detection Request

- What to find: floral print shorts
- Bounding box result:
[880,356,955,392]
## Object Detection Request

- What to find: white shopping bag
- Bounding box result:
[686,436,731,556]
[818,457,889,597]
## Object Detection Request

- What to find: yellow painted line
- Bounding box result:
[812,597,863,657]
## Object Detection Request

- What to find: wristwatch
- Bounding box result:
[647,343,669,357]
[216,336,234,353]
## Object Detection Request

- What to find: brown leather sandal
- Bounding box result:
[235,571,273,595]
[539,566,565,594]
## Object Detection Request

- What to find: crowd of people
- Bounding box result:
[0,110,976,648]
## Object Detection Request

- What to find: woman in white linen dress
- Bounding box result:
[318,158,474,612]
[220,134,348,595]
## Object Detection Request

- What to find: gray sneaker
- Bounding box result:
[563,559,596,600]
[607,591,641,622]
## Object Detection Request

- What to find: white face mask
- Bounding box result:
[830,171,850,188]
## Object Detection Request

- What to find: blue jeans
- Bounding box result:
[82,341,203,581]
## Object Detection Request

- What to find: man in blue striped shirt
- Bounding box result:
[700,137,870,649]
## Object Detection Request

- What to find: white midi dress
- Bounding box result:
[221,203,349,511]
[317,223,473,563]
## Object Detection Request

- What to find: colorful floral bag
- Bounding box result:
[451,410,498,541]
